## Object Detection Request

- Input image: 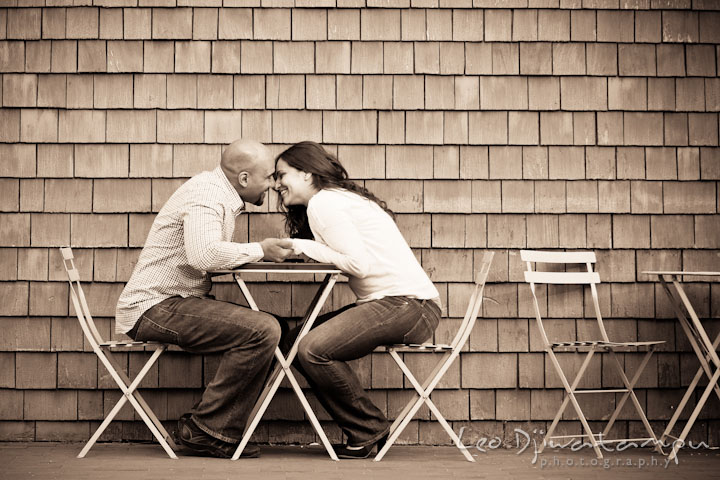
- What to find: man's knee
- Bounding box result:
[255,312,282,348]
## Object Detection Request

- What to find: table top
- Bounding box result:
[212,262,342,274]
[643,271,720,277]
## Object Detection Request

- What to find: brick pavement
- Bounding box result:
[2,443,719,480]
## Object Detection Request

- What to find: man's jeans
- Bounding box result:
[127,296,281,444]
[292,296,441,447]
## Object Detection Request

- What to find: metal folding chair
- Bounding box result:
[60,247,178,459]
[521,250,664,459]
[374,251,494,462]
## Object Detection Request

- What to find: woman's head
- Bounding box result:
[275,141,394,238]
[274,141,347,207]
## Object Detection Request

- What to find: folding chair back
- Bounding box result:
[521,250,663,459]
[375,251,494,462]
[59,247,177,459]
[447,251,495,353]
[521,250,608,347]
[61,247,109,350]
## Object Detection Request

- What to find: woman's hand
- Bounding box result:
[259,238,294,262]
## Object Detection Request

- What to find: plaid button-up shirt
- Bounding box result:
[115,166,264,334]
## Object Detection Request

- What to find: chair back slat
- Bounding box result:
[60,247,105,348]
[524,271,600,285]
[449,251,494,351]
[522,249,610,346]
[520,250,596,264]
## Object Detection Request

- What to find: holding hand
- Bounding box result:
[259,238,294,262]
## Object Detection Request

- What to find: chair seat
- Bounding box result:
[378,343,453,352]
[101,340,166,349]
[551,340,665,348]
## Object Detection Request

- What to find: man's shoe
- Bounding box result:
[334,434,388,459]
[177,414,259,459]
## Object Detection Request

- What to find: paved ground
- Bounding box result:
[2,442,720,479]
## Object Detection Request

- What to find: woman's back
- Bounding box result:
[302,188,439,304]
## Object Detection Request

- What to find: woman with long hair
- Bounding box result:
[274,141,441,458]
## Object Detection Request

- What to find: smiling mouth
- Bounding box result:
[278,188,288,197]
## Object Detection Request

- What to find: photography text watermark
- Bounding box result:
[456,426,710,468]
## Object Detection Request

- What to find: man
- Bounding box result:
[116,139,292,458]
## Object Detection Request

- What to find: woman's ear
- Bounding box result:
[237,171,249,188]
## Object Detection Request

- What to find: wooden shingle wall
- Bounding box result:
[1,0,719,446]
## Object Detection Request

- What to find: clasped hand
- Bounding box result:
[259,238,295,262]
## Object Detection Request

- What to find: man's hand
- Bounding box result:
[259,238,294,262]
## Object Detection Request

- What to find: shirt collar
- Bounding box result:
[212,166,245,214]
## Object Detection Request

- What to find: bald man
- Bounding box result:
[116,139,293,458]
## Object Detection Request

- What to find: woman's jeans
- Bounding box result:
[127,296,281,444]
[292,296,441,447]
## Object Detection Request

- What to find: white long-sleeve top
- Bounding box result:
[291,189,440,306]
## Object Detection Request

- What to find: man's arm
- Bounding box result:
[183,201,265,271]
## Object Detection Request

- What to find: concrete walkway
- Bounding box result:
[2,442,720,479]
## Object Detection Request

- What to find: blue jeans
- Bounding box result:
[293,296,441,447]
[127,296,281,444]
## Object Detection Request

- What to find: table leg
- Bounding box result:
[283,365,339,460]
[668,367,720,462]
[670,278,720,367]
[658,278,720,398]
[231,273,339,461]
[656,276,720,462]
[232,353,286,460]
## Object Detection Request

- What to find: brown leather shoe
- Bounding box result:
[177,415,259,459]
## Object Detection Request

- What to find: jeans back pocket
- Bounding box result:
[402,301,440,344]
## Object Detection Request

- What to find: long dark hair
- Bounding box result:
[277,141,394,239]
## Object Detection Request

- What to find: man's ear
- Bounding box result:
[237,171,249,188]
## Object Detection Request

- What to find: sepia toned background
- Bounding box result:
[0,0,719,447]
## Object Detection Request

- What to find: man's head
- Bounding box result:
[221,139,275,206]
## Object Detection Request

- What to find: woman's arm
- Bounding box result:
[291,196,372,278]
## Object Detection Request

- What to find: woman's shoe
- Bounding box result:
[334,434,388,459]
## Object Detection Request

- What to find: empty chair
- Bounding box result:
[374,251,494,462]
[521,249,663,459]
[60,247,177,459]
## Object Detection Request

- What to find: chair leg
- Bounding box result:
[384,352,450,438]
[545,349,605,459]
[540,394,571,454]
[375,395,426,462]
[376,351,474,462]
[128,388,177,450]
[83,347,177,459]
[78,393,130,458]
[424,398,475,462]
[126,393,178,459]
[603,348,662,454]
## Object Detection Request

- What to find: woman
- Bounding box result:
[274,141,441,458]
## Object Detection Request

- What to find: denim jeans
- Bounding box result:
[292,296,441,447]
[127,296,281,444]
